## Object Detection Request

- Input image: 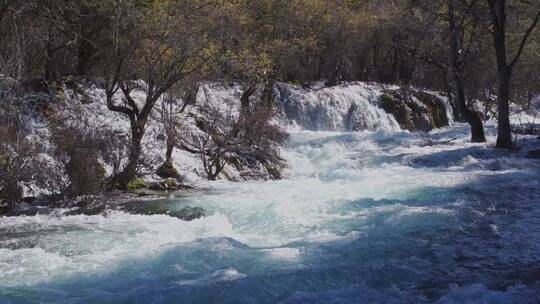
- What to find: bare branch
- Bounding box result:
[509,8,540,69]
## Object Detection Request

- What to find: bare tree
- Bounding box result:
[447,0,487,142]
[102,0,208,188]
[155,83,198,179]
[487,0,540,148]
[403,0,487,142]
[178,85,287,181]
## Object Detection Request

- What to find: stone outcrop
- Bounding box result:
[380,89,450,132]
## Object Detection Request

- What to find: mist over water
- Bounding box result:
[1,126,540,303]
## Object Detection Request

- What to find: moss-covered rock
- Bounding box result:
[148,178,181,191]
[127,178,148,190]
[265,165,282,180]
[164,178,178,188]
[414,91,449,129]
[380,91,415,131]
[380,89,450,132]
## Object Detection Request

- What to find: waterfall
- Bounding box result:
[274,82,401,132]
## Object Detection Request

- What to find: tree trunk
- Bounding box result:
[454,76,486,142]
[77,39,92,76]
[495,69,513,148]
[116,122,144,188]
[489,0,513,149]
[240,85,256,115]
[165,135,174,163]
[44,26,56,82]
[261,75,276,109]
[447,0,486,143]
[442,70,463,122]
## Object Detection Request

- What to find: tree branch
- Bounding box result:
[509,8,540,69]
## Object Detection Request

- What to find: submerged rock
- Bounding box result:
[148,178,187,191]
[169,207,206,221]
[121,201,206,221]
[126,177,193,192]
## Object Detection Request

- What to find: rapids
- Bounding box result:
[1,125,540,303]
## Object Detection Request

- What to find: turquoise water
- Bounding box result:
[1,127,540,303]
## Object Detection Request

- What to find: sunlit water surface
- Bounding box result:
[1,126,540,303]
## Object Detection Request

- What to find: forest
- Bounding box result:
[1,1,540,303]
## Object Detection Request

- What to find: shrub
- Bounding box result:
[48,104,108,197]
[0,122,37,212]
[180,86,288,180]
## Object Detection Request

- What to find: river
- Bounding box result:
[1,125,540,303]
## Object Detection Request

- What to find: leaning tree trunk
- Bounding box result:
[447,0,486,143]
[454,76,486,143]
[240,85,256,115]
[155,135,180,179]
[116,121,144,188]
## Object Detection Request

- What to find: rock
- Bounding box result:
[0,201,9,216]
[380,91,416,131]
[121,201,206,221]
[127,178,148,190]
[413,91,449,128]
[69,204,107,216]
[127,202,169,215]
[80,94,93,104]
[156,160,181,179]
[148,178,181,191]
[9,202,36,216]
[526,149,540,159]
[169,207,206,221]
[380,89,449,132]
[265,165,282,180]
[7,202,54,216]
[21,197,38,204]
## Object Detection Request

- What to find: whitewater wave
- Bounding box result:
[1,125,540,303]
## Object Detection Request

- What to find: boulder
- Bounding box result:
[127,178,149,190]
[414,91,449,128]
[380,91,416,131]
[380,89,449,132]
[169,207,206,221]
[148,178,182,191]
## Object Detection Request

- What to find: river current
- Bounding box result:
[1,125,540,303]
